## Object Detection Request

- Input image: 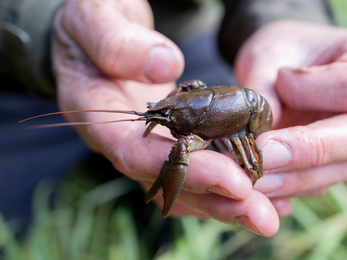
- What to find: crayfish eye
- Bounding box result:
[161,109,171,117]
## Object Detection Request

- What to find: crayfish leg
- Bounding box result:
[220,138,241,165]
[143,121,157,137]
[176,79,207,93]
[241,135,259,172]
[231,136,259,185]
[145,135,209,218]
[248,133,264,178]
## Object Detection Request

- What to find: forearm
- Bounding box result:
[218,0,336,65]
[0,0,65,96]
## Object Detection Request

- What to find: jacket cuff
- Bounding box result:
[218,0,336,66]
[0,0,65,96]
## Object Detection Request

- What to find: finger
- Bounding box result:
[293,187,328,198]
[60,0,184,83]
[270,198,291,217]
[155,201,211,219]
[254,161,347,197]
[143,182,279,236]
[141,182,211,219]
[276,59,347,112]
[143,183,287,223]
[175,189,279,237]
[234,21,309,125]
[256,114,347,172]
[274,108,337,130]
[235,21,347,125]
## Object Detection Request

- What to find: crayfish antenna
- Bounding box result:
[19,109,145,123]
[23,118,148,129]
[19,109,147,129]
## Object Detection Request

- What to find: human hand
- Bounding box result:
[51,0,280,236]
[236,20,347,211]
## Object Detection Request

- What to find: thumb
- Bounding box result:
[60,0,184,83]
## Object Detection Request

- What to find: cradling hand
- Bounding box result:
[51,0,280,236]
[236,20,347,214]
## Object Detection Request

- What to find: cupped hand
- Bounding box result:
[236,20,347,209]
[51,0,279,236]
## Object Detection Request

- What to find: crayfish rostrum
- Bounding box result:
[21,80,273,218]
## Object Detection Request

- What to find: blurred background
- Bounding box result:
[1,0,347,259]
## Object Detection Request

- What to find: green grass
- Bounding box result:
[1,178,347,259]
[330,0,347,27]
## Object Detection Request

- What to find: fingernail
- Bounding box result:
[232,215,263,236]
[254,174,282,194]
[289,67,309,73]
[262,140,292,171]
[207,186,241,200]
[145,46,181,83]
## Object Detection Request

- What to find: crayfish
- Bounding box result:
[21,80,273,217]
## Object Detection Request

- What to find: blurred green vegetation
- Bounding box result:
[1,169,347,260]
[1,1,347,259]
[329,0,347,27]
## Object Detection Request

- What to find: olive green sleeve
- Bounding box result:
[218,0,336,65]
[0,0,65,96]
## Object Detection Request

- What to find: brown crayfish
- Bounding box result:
[21,80,273,217]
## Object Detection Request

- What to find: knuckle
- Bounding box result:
[199,197,214,217]
[294,126,327,168]
[336,83,347,111]
[292,170,310,193]
[276,69,301,108]
[312,131,327,168]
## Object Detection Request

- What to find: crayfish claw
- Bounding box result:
[145,178,161,204]
[160,161,188,217]
[145,135,209,217]
[145,139,191,217]
[145,159,188,218]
